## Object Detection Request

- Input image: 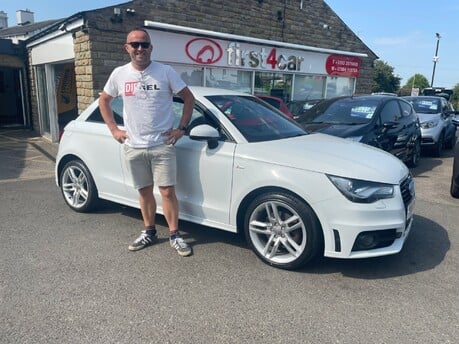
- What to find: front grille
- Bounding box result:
[400,174,415,207]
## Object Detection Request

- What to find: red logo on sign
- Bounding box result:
[326,55,361,77]
[185,38,223,65]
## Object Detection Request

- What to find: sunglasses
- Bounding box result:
[126,42,151,49]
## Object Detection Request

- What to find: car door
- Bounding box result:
[169,99,236,227]
[83,99,136,204]
[377,99,406,158]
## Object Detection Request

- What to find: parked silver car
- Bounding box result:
[403,96,457,156]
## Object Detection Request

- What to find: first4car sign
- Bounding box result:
[148,26,361,76]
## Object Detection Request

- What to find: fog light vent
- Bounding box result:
[352,229,397,251]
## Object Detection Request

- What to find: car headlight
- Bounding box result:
[345,136,363,142]
[327,175,394,203]
[420,119,439,129]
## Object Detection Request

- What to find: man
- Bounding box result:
[99,28,195,256]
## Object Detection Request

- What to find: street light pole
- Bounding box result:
[430,33,441,87]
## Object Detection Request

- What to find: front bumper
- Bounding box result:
[319,175,415,259]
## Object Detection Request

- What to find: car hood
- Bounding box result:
[237,133,408,184]
[417,113,440,123]
[302,122,367,137]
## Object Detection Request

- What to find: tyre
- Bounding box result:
[406,139,421,168]
[451,177,459,198]
[244,192,323,270]
[60,160,99,212]
[431,132,444,157]
[445,131,456,150]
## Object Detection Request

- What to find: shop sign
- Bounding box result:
[185,38,223,64]
[149,28,354,75]
[325,54,361,77]
[226,42,304,71]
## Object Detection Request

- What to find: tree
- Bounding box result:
[451,84,459,109]
[398,74,430,96]
[372,60,401,93]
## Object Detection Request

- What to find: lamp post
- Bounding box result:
[430,33,441,87]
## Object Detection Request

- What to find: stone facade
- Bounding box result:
[28,0,377,127]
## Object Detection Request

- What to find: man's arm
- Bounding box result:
[99,91,128,143]
[177,86,195,130]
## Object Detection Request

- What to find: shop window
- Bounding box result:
[206,68,252,94]
[293,75,326,101]
[172,65,204,86]
[254,72,292,103]
[325,76,355,98]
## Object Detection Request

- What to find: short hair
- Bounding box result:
[128,27,149,37]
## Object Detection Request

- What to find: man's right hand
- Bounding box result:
[111,127,128,143]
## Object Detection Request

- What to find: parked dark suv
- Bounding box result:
[297,95,422,167]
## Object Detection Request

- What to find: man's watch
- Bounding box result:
[178,125,188,131]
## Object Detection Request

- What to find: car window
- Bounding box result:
[307,98,378,125]
[207,95,305,142]
[380,100,401,122]
[87,97,124,125]
[172,97,229,140]
[260,97,281,109]
[409,98,440,114]
[399,100,413,117]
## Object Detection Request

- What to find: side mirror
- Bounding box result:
[189,124,220,149]
[382,121,398,130]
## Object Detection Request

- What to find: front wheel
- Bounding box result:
[431,132,444,157]
[60,160,98,212]
[244,192,323,270]
[451,178,459,198]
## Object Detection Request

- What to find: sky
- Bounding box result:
[1,0,458,89]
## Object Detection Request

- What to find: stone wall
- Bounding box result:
[70,0,377,111]
[28,0,377,126]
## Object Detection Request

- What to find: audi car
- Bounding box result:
[56,87,415,270]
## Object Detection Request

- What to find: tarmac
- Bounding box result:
[0,128,59,183]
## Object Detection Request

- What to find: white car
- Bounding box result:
[56,87,415,270]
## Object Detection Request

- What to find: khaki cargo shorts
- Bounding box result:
[124,144,177,190]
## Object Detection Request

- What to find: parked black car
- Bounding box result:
[286,99,322,120]
[297,95,422,167]
[451,141,459,198]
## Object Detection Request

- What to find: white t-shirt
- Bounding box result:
[103,61,186,148]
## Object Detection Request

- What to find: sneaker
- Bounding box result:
[128,231,157,251]
[170,236,192,257]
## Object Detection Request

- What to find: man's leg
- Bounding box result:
[160,185,191,256]
[158,185,178,232]
[139,185,156,227]
[128,185,157,251]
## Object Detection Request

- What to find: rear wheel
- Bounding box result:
[244,192,323,270]
[60,160,98,212]
[407,139,421,168]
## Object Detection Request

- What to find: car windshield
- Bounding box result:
[298,98,378,124]
[207,95,305,142]
[406,98,440,114]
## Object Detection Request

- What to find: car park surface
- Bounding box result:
[296,95,422,167]
[1,128,458,343]
[56,87,415,270]
[403,96,457,156]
